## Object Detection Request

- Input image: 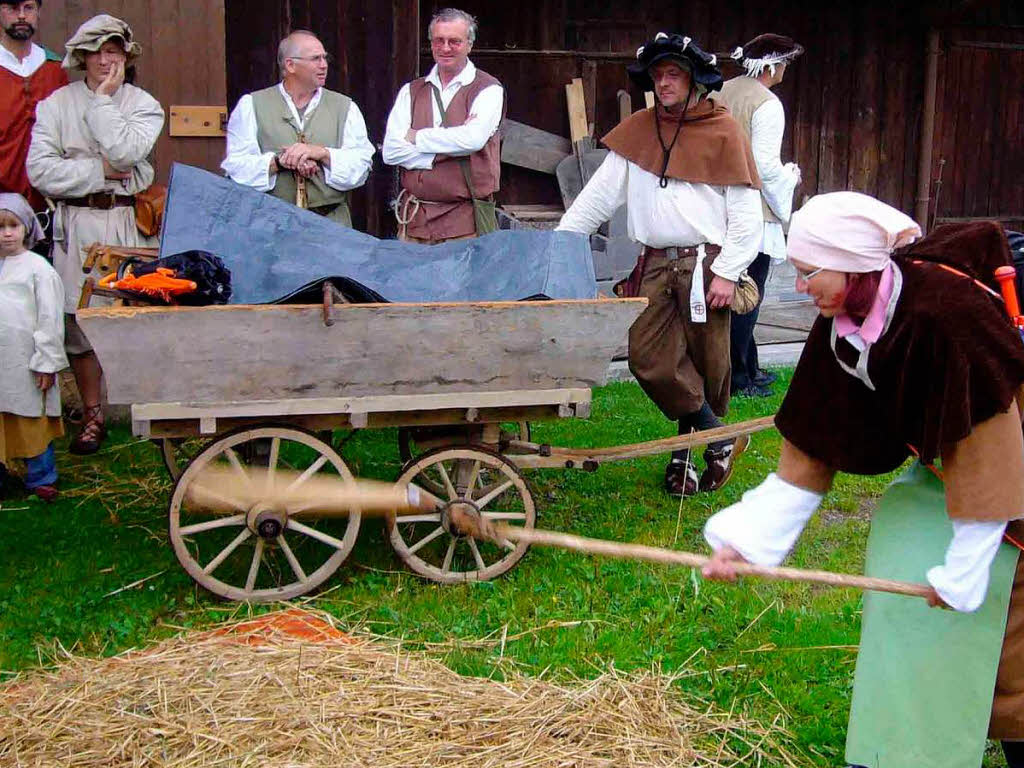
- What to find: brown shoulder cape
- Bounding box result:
[601,99,761,188]
[775,224,1024,519]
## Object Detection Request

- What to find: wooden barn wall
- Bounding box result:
[420,0,932,215]
[36,0,226,188]
[931,20,1024,229]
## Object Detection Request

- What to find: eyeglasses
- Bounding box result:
[431,36,467,48]
[289,53,333,64]
[794,265,826,281]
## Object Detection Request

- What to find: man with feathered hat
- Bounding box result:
[557,32,763,497]
[27,13,164,455]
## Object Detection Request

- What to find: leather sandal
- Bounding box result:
[31,484,59,503]
[698,434,751,493]
[664,458,699,498]
[69,404,107,455]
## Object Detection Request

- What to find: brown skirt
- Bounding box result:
[0,412,65,464]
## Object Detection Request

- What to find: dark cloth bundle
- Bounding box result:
[776,221,1024,473]
[121,250,232,305]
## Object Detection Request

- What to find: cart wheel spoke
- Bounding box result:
[473,480,515,511]
[265,437,281,492]
[287,519,348,550]
[467,537,487,571]
[222,447,252,488]
[179,514,247,536]
[202,528,252,574]
[436,461,458,501]
[441,537,457,573]
[462,460,481,499]
[392,513,441,524]
[408,525,447,555]
[282,455,329,494]
[245,539,265,592]
[277,534,309,584]
[481,511,527,521]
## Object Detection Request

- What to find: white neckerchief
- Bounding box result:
[689,244,708,323]
[828,262,904,391]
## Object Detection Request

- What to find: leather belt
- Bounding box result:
[645,244,722,260]
[62,193,136,210]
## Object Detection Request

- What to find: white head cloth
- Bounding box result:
[0,192,45,248]
[787,191,922,273]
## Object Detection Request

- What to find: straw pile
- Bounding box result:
[0,610,798,767]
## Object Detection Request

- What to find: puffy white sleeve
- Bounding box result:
[221,94,279,191]
[382,83,434,170]
[750,99,799,223]
[703,473,824,565]
[555,152,629,235]
[927,519,1009,612]
[413,84,504,156]
[710,184,763,281]
[29,263,68,374]
[323,101,374,191]
[27,95,106,198]
[84,88,164,172]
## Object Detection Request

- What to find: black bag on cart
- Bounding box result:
[118,250,232,305]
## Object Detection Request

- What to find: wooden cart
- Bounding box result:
[77,297,647,601]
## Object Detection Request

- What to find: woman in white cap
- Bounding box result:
[702,191,1024,766]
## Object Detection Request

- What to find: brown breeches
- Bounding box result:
[627,249,731,420]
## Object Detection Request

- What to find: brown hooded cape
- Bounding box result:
[601,99,761,188]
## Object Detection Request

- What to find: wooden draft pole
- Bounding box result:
[914,28,941,232]
[490,524,933,600]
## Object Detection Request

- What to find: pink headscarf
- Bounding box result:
[787,191,921,273]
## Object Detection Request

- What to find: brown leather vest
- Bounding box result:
[399,69,504,241]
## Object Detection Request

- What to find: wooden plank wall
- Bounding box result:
[36,0,226,185]
[419,0,935,215]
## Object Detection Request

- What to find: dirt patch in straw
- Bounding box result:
[0,609,798,767]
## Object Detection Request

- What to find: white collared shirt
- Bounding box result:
[0,41,46,78]
[221,83,375,192]
[556,151,763,282]
[749,98,799,260]
[382,60,504,170]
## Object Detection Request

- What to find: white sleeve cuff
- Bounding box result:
[927,519,1008,613]
[704,473,823,566]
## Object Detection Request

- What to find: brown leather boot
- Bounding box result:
[699,435,751,492]
[664,458,699,497]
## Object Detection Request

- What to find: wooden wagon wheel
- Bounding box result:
[388,446,535,584]
[168,426,361,602]
[159,437,207,481]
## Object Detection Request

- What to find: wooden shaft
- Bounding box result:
[495,524,933,599]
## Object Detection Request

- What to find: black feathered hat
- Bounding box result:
[627,32,724,93]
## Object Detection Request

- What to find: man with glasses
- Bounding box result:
[383,8,505,243]
[222,30,374,226]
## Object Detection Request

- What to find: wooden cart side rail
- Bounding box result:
[508,415,776,469]
[79,297,649,319]
[131,388,592,438]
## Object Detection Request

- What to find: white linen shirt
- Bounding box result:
[221,83,374,192]
[0,42,45,77]
[382,60,504,170]
[556,151,762,282]
[0,250,67,418]
[749,98,799,260]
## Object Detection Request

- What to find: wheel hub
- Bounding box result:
[247,504,286,540]
[441,499,481,538]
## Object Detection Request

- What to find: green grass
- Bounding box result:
[0,372,935,764]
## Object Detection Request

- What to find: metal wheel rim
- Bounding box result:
[168,426,361,602]
[389,446,535,584]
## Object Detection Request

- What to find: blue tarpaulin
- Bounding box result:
[159,163,597,305]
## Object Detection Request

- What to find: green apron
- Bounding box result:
[845,462,1019,767]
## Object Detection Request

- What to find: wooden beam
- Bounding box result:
[500,118,572,175]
